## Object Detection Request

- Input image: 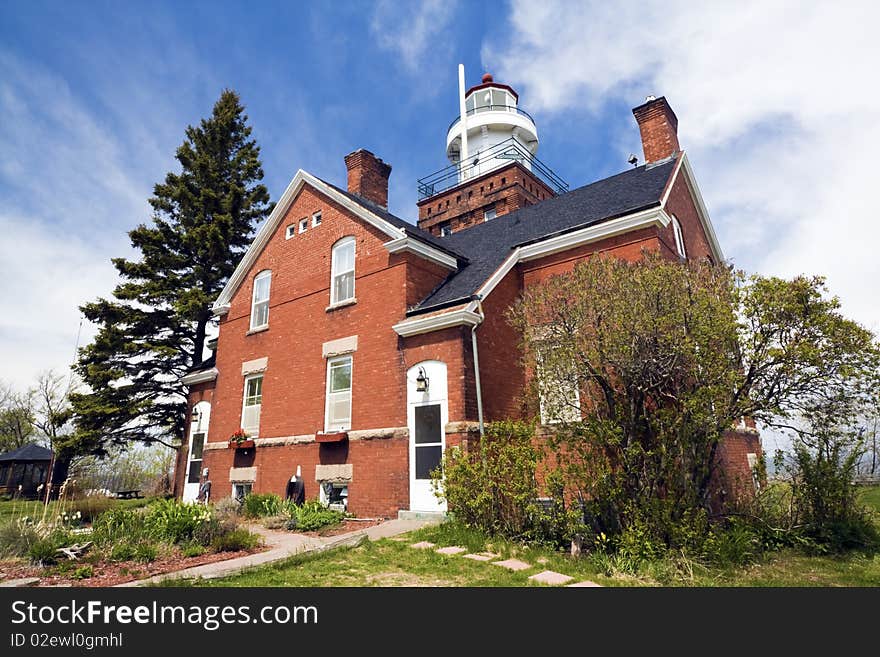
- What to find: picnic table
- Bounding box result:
[115,489,143,499]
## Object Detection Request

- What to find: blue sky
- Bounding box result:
[2,1,879,456]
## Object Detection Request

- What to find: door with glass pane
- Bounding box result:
[183,401,210,502]
[407,361,448,512]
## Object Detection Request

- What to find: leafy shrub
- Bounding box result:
[109,542,137,562]
[145,499,212,544]
[72,565,93,580]
[440,420,578,544]
[242,493,282,518]
[701,520,761,567]
[28,530,72,565]
[133,542,157,563]
[211,528,259,552]
[181,542,206,558]
[291,500,344,532]
[92,508,149,544]
[0,521,40,558]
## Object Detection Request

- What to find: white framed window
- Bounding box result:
[330,237,356,306]
[483,205,496,222]
[250,271,271,330]
[671,215,686,258]
[312,211,322,227]
[319,481,348,511]
[285,224,296,239]
[325,355,352,431]
[536,347,581,425]
[241,374,263,437]
[232,482,252,502]
[299,218,308,234]
[439,222,452,237]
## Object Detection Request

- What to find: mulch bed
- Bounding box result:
[0,546,267,587]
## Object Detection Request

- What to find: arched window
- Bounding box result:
[671,215,686,259]
[330,237,356,306]
[250,270,271,330]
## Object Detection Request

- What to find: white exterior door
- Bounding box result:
[183,401,210,502]
[407,361,448,513]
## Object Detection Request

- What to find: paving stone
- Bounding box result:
[536,557,549,564]
[529,570,574,586]
[435,546,467,555]
[491,558,532,571]
[0,577,40,588]
[409,541,436,549]
[462,552,499,562]
[566,580,603,587]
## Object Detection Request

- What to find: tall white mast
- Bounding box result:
[457,64,469,176]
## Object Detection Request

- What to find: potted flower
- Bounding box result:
[228,428,255,450]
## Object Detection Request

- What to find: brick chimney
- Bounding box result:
[632,96,680,163]
[344,149,392,208]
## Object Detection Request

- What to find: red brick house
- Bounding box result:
[173,74,760,517]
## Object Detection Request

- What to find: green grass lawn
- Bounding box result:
[180,485,880,588]
[0,496,155,523]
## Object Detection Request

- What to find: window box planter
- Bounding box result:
[229,439,256,450]
[315,431,348,443]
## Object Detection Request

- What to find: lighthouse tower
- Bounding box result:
[417,66,567,237]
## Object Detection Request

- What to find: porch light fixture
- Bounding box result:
[415,367,430,393]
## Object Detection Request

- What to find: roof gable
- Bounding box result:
[0,443,53,462]
[212,171,462,315]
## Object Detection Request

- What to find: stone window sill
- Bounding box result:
[246,325,269,336]
[325,298,357,313]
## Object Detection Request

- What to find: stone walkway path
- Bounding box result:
[413,543,601,587]
[117,517,437,587]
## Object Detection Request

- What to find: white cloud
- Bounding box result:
[371,0,458,72]
[485,0,880,334]
[0,52,160,390]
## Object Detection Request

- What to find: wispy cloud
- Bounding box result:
[0,50,178,388]
[371,0,458,74]
[485,1,880,334]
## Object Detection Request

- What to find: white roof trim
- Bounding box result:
[664,153,725,263]
[384,236,458,270]
[181,367,218,385]
[392,308,482,337]
[211,169,406,315]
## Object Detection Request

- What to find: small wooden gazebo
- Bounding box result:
[0,443,53,498]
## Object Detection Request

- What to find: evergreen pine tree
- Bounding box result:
[68,90,272,488]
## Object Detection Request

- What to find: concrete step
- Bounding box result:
[397,510,447,522]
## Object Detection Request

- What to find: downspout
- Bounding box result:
[470,294,485,437]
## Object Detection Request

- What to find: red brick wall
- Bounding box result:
[400,326,471,422]
[215,185,415,443]
[661,166,715,263]
[476,268,526,421]
[716,430,762,503]
[417,162,555,236]
[199,436,408,518]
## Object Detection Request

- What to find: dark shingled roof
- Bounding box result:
[319,179,469,263]
[0,443,53,462]
[410,156,679,313]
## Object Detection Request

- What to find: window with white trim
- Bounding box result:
[312,211,322,227]
[299,218,308,234]
[483,205,496,222]
[325,355,352,431]
[250,271,271,330]
[330,237,355,306]
[536,345,581,425]
[319,481,348,511]
[671,215,686,259]
[232,482,252,501]
[285,224,296,239]
[241,374,263,437]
